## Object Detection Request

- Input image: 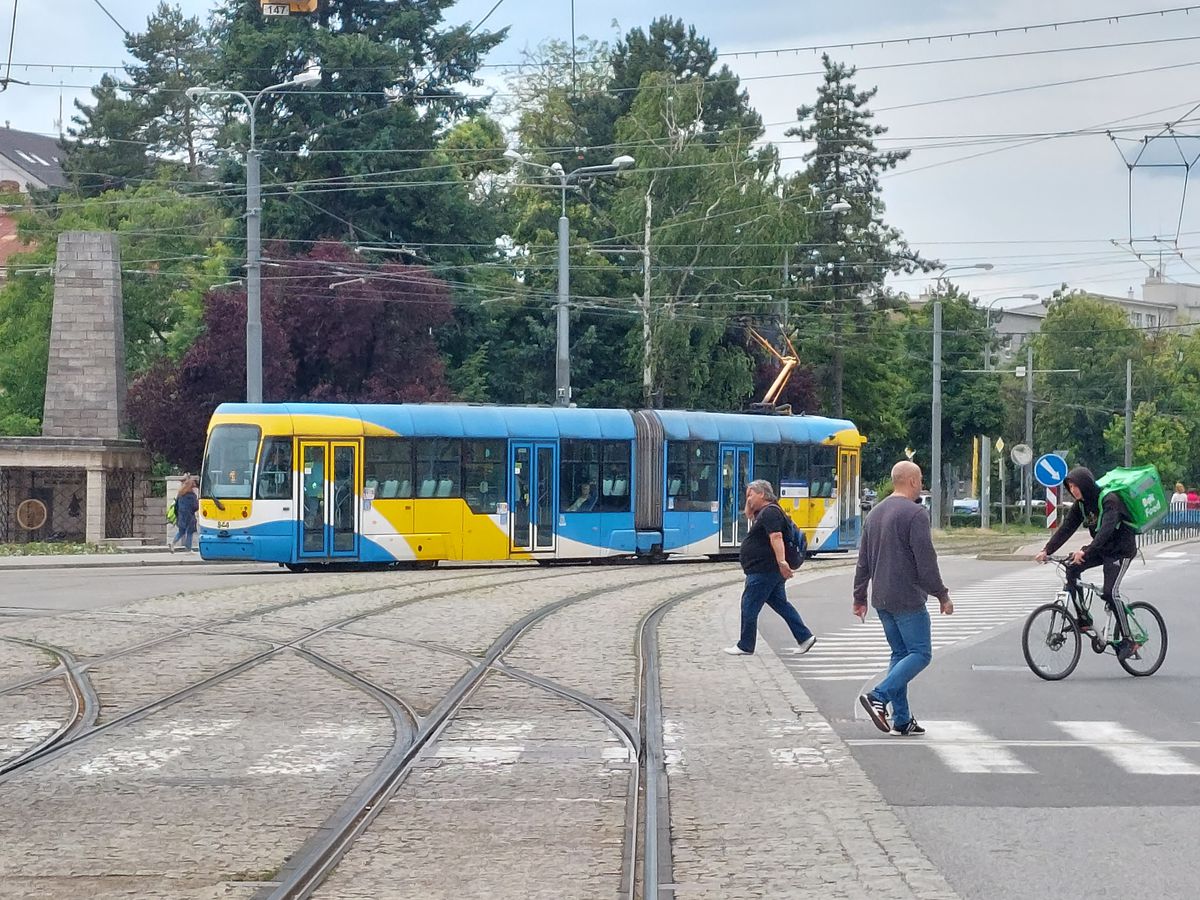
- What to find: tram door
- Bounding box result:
[298,440,360,559]
[719,444,752,549]
[510,442,556,553]
[837,448,860,547]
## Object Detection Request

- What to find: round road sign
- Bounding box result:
[1011,443,1033,467]
[1035,453,1069,488]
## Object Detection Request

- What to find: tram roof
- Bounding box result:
[653,409,857,444]
[213,403,638,439]
[212,404,860,444]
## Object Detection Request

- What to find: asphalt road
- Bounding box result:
[760,542,1200,900]
[0,562,296,616]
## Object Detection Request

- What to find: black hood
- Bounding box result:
[1064,466,1100,511]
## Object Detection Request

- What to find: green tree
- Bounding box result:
[786,56,927,419]
[1104,402,1190,485]
[902,287,1004,472]
[1033,293,1144,469]
[204,0,505,252]
[573,16,762,162]
[0,185,232,432]
[64,3,214,191]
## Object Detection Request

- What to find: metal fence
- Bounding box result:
[1137,508,1200,548]
[0,467,88,544]
[104,470,135,539]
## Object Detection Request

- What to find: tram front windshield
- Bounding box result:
[201,424,261,500]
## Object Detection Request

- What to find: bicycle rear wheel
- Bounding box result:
[1118,601,1167,676]
[1022,602,1082,681]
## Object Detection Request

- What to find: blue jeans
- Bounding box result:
[172,526,195,550]
[737,572,813,653]
[871,607,932,727]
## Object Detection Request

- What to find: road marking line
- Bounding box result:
[1055,722,1200,775]
[913,721,1034,774]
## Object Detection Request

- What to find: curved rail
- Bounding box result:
[0,566,604,783]
[259,571,709,900]
[0,638,100,776]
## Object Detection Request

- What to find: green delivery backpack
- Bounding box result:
[1095,465,1167,534]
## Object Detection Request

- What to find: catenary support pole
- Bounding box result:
[1125,357,1133,466]
[555,213,570,407]
[245,149,263,404]
[931,300,943,529]
[1024,343,1034,525]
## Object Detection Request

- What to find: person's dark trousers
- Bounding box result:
[1065,556,1133,638]
[737,572,813,653]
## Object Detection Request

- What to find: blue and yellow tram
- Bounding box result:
[198,403,865,567]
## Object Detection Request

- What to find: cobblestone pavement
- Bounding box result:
[659,582,960,900]
[0,559,961,899]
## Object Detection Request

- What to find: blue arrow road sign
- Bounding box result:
[1034,453,1069,488]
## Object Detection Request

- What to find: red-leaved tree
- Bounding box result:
[129,242,453,467]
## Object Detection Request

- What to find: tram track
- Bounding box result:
[0,564,686,783]
[256,572,738,900]
[0,638,99,775]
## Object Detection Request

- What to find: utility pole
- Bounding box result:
[504,150,635,407]
[245,150,262,404]
[931,300,943,529]
[556,211,570,407]
[184,66,322,403]
[1024,343,1034,525]
[1125,358,1133,466]
[980,340,991,529]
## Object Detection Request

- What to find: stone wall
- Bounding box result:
[42,231,126,439]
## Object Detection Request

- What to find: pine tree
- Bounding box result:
[204,0,506,251]
[786,55,927,419]
[64,4,214,191]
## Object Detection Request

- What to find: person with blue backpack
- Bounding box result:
[724,479,816,657]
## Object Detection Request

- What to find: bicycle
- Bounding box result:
[1021,555,1167,680]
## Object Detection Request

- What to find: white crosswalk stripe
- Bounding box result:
[845,720,1200,776]
[1056,721,1200,775]
[782,568,1060,681]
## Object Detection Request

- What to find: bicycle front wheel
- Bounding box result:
[1022,602,1082,681]
[1118,601,1167,676]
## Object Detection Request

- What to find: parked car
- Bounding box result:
[861,487,878,511]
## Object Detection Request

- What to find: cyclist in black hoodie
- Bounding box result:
[1035,466,1139,660]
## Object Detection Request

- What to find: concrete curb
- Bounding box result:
[0,555,251,572]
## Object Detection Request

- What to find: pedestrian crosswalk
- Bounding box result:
[845,719,1200,776]
[778,568,1060,681]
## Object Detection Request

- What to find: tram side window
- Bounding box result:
[666,441,716,512]
[414,439,461,498]
[810,446,837,498]
[778,444,811,491]
[559,440,599,512]
[256,438,293,500]
[463,440,507,514]
[364,438,413,498]
[753,444,780,493]
[596,440,631,512]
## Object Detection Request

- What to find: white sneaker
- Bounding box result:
[797,635,817,654]
[723,646,752,656]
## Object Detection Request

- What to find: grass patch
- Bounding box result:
[0,542,123,556]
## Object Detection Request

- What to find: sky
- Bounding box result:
[5,0,1200,306]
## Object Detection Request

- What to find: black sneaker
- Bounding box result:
[1116,639,1137,661]
[891,719,926,737]
[1076,617,1094,634]
[859,693,890,733]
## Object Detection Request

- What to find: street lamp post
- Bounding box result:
[979,293,1037,528]
[185,65,322,404]
[929,263,993,529]
[505,149,635,406]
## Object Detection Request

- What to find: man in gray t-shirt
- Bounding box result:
[852,460,953,736]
